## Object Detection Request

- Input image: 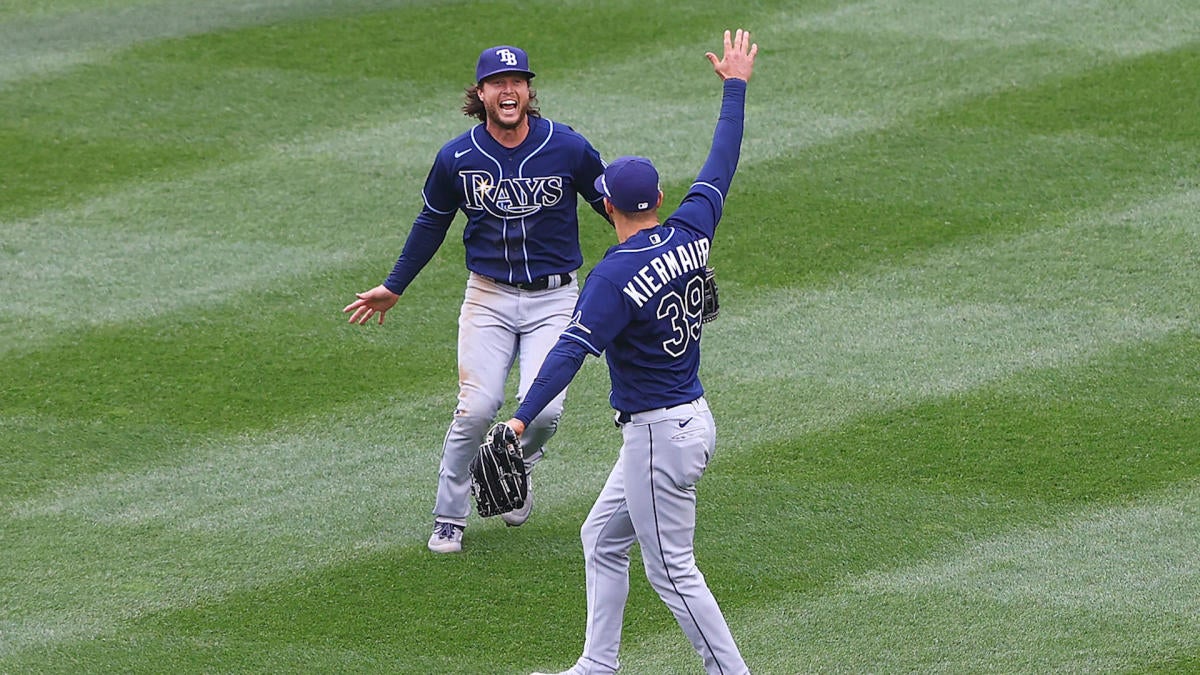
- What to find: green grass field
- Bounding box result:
[3,1,1198,672]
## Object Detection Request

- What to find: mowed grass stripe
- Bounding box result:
[707,184,1199,419]
[715,41,1199,291]
[2,154,1193,494]
[0,368,618,658]
[4,0,1191,342]
[0,59,438,221]
[627,481,1200,674]
[586,329,1200,673]
[0,0,436,85]
[0,391,462,655]
[0,0,779,219]
[4,179,1195,659]
[794,0,1198,57]
[5,28,1195,350]
[4,0,1189,86]
[0,221,360,356]
[4,332,1194,671]
[4,0,1191,219]
[0,108,451,354]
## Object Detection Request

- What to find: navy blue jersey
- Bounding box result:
[514,79,747,423]
[564,223,713,413]
[384,116,607,294]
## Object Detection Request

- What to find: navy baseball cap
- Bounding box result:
[595,156,661,212]
[476,45,536,82]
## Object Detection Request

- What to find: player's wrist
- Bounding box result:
[506,418,526,437]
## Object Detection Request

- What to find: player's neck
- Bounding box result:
[485,117,530,148]
[614,215,660,243]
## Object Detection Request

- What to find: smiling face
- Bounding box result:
[477,73,531,131]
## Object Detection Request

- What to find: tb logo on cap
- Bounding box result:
[496,48,519,66]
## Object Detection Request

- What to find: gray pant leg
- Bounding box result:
[626,410,749,675]
[577,456,634,674]
[433,278,517,521]
[515,280,578,469]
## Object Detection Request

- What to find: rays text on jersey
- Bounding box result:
[460,171,565,218]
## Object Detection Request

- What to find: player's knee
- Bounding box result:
[450,409,496,438]
[580,519,599,552]
[643,554,701,594]
[457,380,504,412]
[581,531,628,573]
[452,392,504,428]
[580,518,609,559]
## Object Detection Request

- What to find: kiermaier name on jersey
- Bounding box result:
[621,236,711,308]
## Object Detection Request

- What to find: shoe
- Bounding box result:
[501,474,532,527]
[427,520,464,553]
[530,668,582,675]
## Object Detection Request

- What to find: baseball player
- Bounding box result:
[503,29,757,675]
[344,45,609,553]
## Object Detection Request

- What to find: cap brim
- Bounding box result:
[478,69,536,83]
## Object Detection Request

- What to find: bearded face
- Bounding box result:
[478,73,531,131]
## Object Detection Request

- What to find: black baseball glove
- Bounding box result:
[469,422,528,518]
[702,266,720,323]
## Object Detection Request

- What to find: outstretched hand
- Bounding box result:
[343,284,400,325]
[706,28,758,82]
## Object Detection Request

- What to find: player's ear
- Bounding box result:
[655,191,664,209]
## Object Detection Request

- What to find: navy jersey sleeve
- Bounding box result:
[512,274,632,424]
[574,132,611,223]
[382,151,459,295]
[512,338,589,426]
[559,275,633,356]
[665,78,747,240]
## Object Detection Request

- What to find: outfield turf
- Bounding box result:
[2,1,1198,673]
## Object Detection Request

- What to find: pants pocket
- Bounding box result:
[674,431,712,488]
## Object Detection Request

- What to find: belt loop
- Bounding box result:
[548,272,571,290]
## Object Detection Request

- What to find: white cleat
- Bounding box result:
[427,520,464,553]
[501,475,533,527]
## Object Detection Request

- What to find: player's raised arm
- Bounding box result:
[667,29,756,240]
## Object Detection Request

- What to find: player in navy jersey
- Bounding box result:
[344,44,609,553]
[507,29,758,675]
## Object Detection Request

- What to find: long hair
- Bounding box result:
[462,84,541,122]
